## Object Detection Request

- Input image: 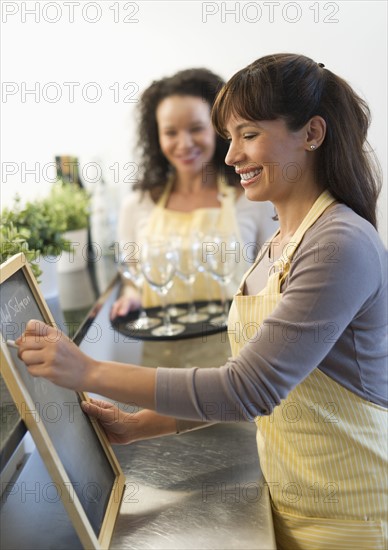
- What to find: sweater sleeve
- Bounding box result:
[155,212,386,421]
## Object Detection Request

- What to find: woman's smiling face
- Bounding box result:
[156,95,216,178]
[224,116,312,203]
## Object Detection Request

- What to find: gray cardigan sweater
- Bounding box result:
[156,203,388,423]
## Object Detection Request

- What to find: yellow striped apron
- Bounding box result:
[228,191,387,549]
[142,175,244,307]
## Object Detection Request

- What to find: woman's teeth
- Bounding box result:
[240,169,262,180]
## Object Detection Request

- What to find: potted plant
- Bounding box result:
[1,194,71,257]
[47,180,91,273]
[0,221,42,281]
[1,195,74,295]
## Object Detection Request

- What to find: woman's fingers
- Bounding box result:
[110,289,142,320]
[82,400,106,418]
[22,319,62,339]
[82,400,130,427]
[16,320,68,352]
[82,400,112,416]
[87,397,114,409]
[81,400,132,444]
[16,349,45,366]
[110,297,131,319]
[14,320,92,391]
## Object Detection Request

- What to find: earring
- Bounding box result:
[310,145,317,150]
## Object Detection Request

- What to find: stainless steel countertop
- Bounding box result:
[110,423,275,550]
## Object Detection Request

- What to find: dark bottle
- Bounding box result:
[55,155,84,188]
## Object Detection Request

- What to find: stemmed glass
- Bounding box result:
[118,249,160,330]
[192,232,223,315]
[174,236,209,324]
[141,240,185,337]
[203,232,239,326]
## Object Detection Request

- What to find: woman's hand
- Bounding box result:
[16,320,157,411]
[81,399,177,445]
[16,319,95,391]
[110,286,142,319]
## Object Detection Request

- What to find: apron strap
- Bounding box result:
[266,190,337,294]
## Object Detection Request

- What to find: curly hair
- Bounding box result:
[133,68,239,201]
[211,53,382,228]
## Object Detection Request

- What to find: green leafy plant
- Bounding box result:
[48,181,91,231]
[1,194,72,257]
[0,222,42,280]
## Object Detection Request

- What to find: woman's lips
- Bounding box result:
[177,152,201,164]
[238,167,263,186]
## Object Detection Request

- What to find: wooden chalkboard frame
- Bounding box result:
[0,253,125,550]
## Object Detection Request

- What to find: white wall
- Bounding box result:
[1,0,387,244]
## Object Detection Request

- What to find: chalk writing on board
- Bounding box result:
[0,270,43,341]
[1,294,32,322]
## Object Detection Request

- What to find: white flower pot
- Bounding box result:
[56,228,88,273]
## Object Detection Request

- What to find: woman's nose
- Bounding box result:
[177,131,193,150]
[225,141,242,166]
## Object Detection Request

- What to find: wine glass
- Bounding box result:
[203,232,239,326]
[118,248,160,330]
[191,232,223,315]
[155,235,186,319]
[141,240,185,337]
[173,236,209,324]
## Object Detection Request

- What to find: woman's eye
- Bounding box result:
[243,133,258,140]
[191,126,204,133]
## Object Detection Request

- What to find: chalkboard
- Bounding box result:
[0,253,125,550]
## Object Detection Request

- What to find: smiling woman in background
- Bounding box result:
[17,54,387,550]
[111,67,277,317]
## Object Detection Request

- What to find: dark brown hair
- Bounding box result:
[212,53,382,228]
[134,68,238,201]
